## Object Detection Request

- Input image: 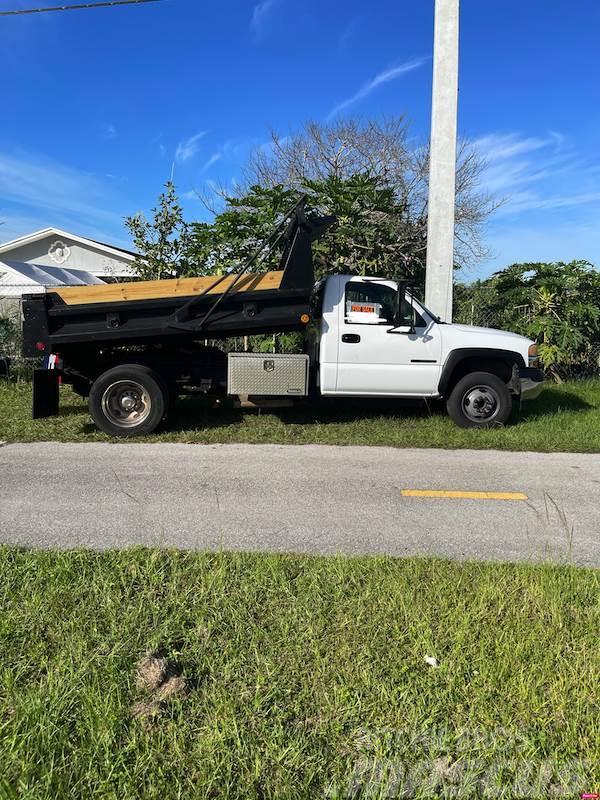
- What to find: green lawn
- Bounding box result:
[0,548,597,799]
[1,379,599,451]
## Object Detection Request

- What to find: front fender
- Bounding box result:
[438,348,526,397]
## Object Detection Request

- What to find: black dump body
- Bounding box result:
[22,200,335,358]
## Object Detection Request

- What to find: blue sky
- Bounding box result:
[1,0,599,276]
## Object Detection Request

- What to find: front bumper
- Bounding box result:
[519,367,545,401]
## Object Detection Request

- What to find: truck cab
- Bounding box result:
[316,274,543,427]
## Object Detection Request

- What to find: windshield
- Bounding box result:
[411,296,442,324]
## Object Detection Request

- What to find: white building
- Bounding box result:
[0,227,137,281]
[0,260,106,322]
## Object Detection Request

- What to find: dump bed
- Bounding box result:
[22,201,334,357]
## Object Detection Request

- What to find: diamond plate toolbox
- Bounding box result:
[227,353,309,396]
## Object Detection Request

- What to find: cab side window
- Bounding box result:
[344,283,427,327]
[345,283,397,322]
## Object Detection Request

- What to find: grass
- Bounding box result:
[0,548,597,799]
[1,379,600,451]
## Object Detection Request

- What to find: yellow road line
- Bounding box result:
[401,490,528,501]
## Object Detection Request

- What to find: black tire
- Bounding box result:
[89,364,167,437]
[446,371,512,429]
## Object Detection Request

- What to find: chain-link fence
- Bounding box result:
[0,296,23,353]
[453,285,501,328]
[0,295,43,380]
[0,296,36,380]
[453,283,600,378]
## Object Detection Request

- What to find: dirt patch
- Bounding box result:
[156,674,187,701]
[136,653,168,692]
[431,755,464,786]
[131,651,188,726]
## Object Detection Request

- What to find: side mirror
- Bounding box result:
[395,282,416,334]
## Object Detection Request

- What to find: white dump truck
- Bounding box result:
[22,200,543,436]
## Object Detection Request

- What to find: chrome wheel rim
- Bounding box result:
[101,380,151,428]
[461,385,500,422]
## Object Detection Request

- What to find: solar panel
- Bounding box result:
[0,259,105,286]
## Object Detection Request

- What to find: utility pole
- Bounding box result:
[424,0,459,322]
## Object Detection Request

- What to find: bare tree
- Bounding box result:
[245,117,498,270]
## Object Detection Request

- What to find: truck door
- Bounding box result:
[335,277,442,396]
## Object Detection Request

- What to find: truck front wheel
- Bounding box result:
[446,371,512,429]
[89,364,167,437]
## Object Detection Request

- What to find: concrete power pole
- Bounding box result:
[424,0,460,322]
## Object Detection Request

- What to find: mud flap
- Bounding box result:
[33,369,60,419]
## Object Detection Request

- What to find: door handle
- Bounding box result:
[342,334,361,343]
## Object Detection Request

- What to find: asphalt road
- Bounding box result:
[0,442,599,566]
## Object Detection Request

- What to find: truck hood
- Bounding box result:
[441,323,532,362]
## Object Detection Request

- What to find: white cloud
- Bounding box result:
[549,130,566,149]
[194,138,256,172]
[200,152,221,173]
[175,131,207,163]
[476,132,600,215]
[327,58,426,120]
[0,149,122,229]
[486,219,600,272]
[259,135,290,154]
[474,133,548,163]
[474,132,600,272]
[0,213,56,244]
[222,139,252,158]
[102,123,117,140]
[151,132,167,157]
[337,16,364,52]
[251,0,278,35]
[496,190,600,216]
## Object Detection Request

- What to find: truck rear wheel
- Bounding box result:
[89,365,167,437]
[446,371,512,429]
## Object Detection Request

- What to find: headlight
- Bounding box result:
[528,343,540,367]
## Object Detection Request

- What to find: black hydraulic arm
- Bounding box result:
[165,197,335,333]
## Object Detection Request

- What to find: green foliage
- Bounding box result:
[304,172,426,282]
[124,181,192,280]
[455,261,600,380]
[189,184,298,275]
[188,176,426,283]
[0,315,23,364]
[0,315,17,347]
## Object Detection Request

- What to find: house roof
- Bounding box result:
[0,259,105,297]
[0,227,138,262]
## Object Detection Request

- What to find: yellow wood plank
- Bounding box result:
[401,490,528,501]
[50,270,284,306]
